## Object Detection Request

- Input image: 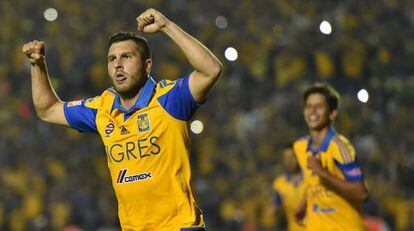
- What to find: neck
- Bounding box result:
[119,88,143,110]
[309,125,331,149]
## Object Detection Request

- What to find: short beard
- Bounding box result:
[114,71,148,100]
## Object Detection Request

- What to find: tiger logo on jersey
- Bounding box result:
[137,113,150,133]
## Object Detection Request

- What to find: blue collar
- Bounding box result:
[306,127,335,156]
[111,77,156,114]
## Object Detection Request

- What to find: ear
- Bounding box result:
[145,59,152,76]
[329,109,338,121]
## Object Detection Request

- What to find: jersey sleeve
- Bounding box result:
[273,191,282,206]
[157,74,202,121]
[63,97,98,133]
[332,136,364,182]
[272,178,283,206]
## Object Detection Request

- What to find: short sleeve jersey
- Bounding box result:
[293,127,366,231]
[64,75,205,231]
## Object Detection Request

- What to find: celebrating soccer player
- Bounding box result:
[293,83,368,230]
[23,8,222,231]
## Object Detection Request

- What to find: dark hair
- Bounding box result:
[303,82,340,112]
[108,32,151,61]
[283,142,294,150]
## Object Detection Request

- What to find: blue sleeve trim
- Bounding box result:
[273,191,282,205]
[64,101,98,133]
[334,159,364,182]
[157,74,202,121]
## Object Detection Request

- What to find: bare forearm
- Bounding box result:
[31,61,61,118]
[161,21,222,78]
[320,170,368,203]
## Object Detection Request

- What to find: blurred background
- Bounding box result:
[1,0,414,230]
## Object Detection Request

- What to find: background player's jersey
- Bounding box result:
[63,75,205,231]
[272,173,306,231]
[294,127,366,231]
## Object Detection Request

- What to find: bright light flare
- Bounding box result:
[224,47,238,61]
[357,89,369,103]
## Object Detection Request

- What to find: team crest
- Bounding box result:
[137,113,150,133]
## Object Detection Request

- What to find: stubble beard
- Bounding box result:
[113,71,147,99]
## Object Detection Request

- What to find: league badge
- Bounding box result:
[67,100,82,107]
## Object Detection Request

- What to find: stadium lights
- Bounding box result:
[224,47,238,61]
[44,8,58,21]
[190,120,204,134]
[215,16,228,29]
[357,89,369,103]
[319,20,332,35]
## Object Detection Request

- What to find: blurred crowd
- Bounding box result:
[1,0,414,230]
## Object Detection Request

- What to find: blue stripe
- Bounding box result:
[64,101,98,133]
[157,74,201,121]
[334,159,364,182]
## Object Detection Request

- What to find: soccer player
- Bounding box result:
[293,83,369,231]
[271,143,306,231]
[22,8,222,231]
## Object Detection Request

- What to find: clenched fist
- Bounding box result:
[136,9,169,33]
[22,40,45,65]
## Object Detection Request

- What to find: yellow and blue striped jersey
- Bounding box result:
[272,173,306,231]
[294,127,366,231]
[63,75,206,231]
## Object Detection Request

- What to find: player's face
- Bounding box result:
[303,93,335,131]
[282,148,299,172]
[107,40,151,96]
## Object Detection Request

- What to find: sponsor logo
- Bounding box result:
[116,169,152,184]
[105,122,115,135]
[137,113,150,133]
[312,204,336,213]
[67,100,82,107]
[120,126,129,135]
[105,136,160,163]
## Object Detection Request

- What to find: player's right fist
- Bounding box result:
[22,40,45,65]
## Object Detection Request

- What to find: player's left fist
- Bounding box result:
[136,8,169,33]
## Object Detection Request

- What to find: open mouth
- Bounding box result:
[115,73,127,83]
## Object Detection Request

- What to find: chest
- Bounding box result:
[96,104,165,145]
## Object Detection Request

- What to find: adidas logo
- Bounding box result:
[121,126,130,135]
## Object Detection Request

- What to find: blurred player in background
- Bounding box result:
[293,83,369,231]
[271,143,306,231]
[22,8,222,231]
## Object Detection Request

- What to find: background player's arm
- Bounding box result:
[137,8,223,103]
[307,156,368,203]
[22,40,68,126]
[294,187,307,226]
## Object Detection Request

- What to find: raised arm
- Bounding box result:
[22,40,68,126]
[136,8,223,103]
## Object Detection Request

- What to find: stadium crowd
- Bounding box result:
[1,0,414,230]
